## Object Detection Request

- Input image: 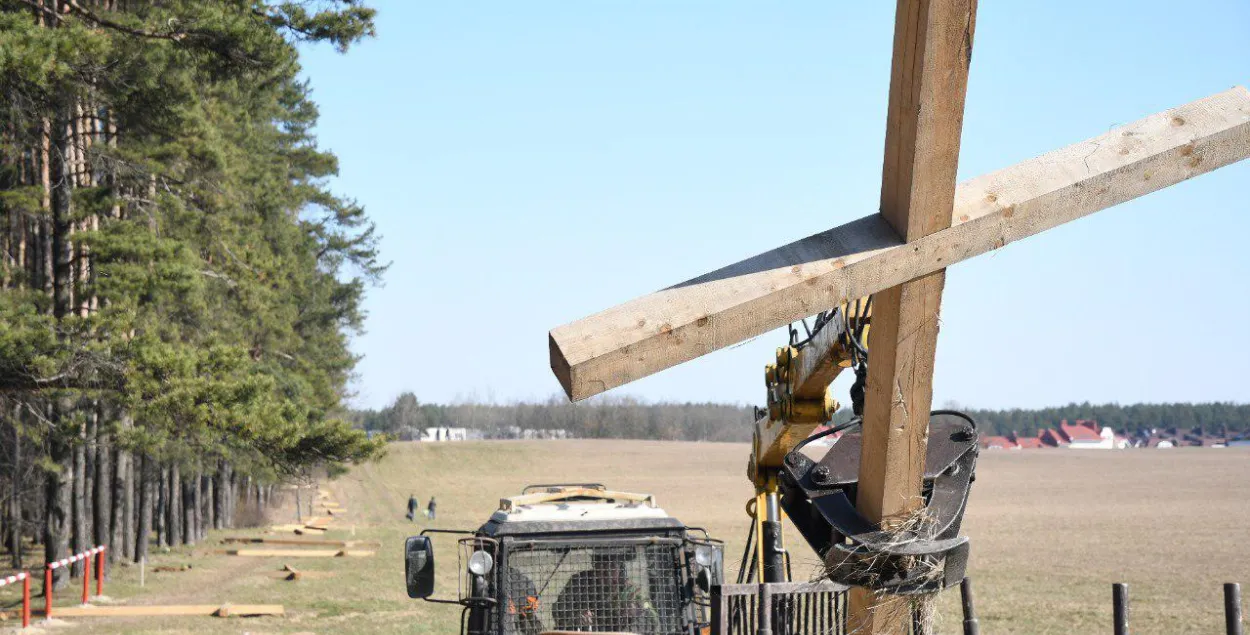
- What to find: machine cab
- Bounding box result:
[405,483,723,635]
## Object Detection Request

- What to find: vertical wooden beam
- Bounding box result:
[848,0,976,633]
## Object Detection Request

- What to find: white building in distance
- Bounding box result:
[420,427,468,442]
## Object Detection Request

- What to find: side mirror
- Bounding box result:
[405,535,435,599]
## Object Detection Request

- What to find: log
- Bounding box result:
[850,0,976,632]
[218,549,375,558]
[46,604,284,617]
[549,86,1250,401]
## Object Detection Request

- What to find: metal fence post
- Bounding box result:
[960,577,980,635]
[758,583,773,635]
[1113,583,1129,635]
[81,552,90,605]
[1226,583,1243,635]
[711,584,725,635]
[43,566,52,620]
[22,572,31,628]
[96,546,106,596]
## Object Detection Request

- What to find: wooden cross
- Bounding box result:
[548,1,1250,632]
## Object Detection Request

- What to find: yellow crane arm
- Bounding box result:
[742,299,871,584]
[751,298,871,475]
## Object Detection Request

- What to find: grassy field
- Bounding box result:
[3,440,1247,633]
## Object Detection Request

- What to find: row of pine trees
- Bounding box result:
[0,1,384,586]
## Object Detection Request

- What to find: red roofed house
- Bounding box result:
[1010,432,1043,449]
[1054,419,1126,449]
[981,436,1017,450]
[1038,428,1068,448]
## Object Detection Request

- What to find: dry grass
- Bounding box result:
[2,441,1245,633]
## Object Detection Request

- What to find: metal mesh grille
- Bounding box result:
[712,582,848,635]
[499,540,684,634]
[773,591,847,635]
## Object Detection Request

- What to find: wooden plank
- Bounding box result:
[47,604,284,617]
[849,1,976,632]
[221,537,379,547]
[549,86,1250,401]
[218,549,375,558]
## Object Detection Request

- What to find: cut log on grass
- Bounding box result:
[548,86,1250,401]
[46,604,284,617]
[218,549,375,558]
[271,565,336,582]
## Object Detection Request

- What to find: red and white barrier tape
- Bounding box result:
[47,546,103,570]
[0,571,28,587]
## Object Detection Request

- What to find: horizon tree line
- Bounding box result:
[353,392,1250,444]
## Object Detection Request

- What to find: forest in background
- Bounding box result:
[354,393,1250,443]
[0,1,382,584]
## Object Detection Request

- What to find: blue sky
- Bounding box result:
[299,1,1250,410]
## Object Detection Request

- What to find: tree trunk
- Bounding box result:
[51,111,73,318]
[45,401,72,588]
[195,472,207,540]
[122,453,134,559]
[225,466,236,529]
[109,430,129,562]
[71,411,87,576]
[167,464,181,546]
[93,409,110,556]
[204,474,215,532]
[84,404,95,545]
[155,465,167,548]
[45,96,77,585]
[134,455,151,565]
[9,406,22,568]
[181,475,195,545]
[37,116,51,297]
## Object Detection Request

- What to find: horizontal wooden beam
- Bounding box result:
[550,86,1250,401]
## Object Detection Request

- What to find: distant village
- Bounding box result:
[397,426,572,442]
[976,419,1250,450]
[389,418,1250,450]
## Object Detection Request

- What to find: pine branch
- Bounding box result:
[60,0,188,42]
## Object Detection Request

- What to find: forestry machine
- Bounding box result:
[404,483,724,635]
[744,297,980,594]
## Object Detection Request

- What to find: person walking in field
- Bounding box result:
[406,493,419,521]
[426,496,437,520]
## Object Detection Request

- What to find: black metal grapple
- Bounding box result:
[778,411,979,595]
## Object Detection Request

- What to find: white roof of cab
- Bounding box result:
[490,486,671,524]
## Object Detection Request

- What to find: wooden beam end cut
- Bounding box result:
[549,331,578,401]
